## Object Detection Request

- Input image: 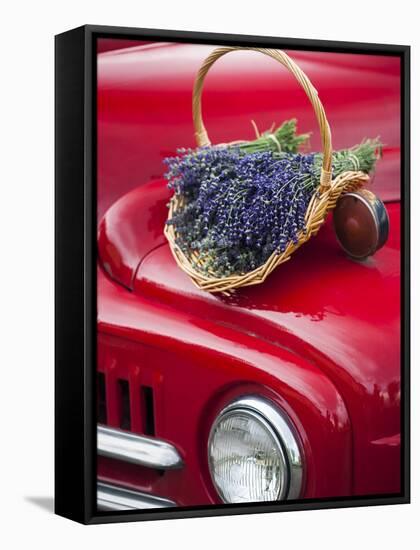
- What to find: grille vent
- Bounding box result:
[98,372,156,437]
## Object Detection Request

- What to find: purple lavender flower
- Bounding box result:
[165,146,316,277]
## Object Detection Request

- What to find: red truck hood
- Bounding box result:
[132,192,401,472]
[98,177,400,413]
[136,200,400,395]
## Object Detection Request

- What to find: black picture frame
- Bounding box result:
[55,24,410,525]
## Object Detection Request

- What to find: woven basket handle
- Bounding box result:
[192,46,333,192]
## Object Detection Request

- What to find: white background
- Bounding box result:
[0,0,417,548]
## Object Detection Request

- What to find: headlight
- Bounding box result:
[208,396,303,503]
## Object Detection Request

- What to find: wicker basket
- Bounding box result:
[164,47,369,293]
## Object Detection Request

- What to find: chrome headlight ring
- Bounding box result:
[208,395,304,503]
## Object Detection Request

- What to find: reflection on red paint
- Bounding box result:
[97,41,401,504]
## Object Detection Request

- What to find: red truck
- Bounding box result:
[96,41,401,511]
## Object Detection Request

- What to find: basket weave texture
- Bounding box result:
[164,47,369,293]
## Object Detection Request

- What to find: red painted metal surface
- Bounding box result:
[98,267,353,503]
[97,179,168,289]
[97,39,150,54]
[97,41,400,219]
[97,40,401,505]
[98,179,400,501]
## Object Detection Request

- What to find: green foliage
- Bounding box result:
[238,119,311,154]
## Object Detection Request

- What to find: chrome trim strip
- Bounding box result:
[97,425,183,469]
[97,482,177,511]
[209,395,304,501]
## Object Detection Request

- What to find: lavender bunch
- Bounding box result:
[165,148,316,277]
[320,139,381,176]
[164,128,381,278]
